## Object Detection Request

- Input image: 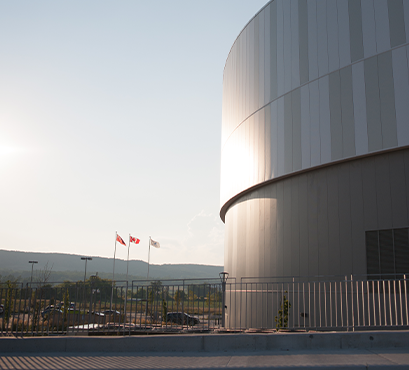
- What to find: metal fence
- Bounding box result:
[225,274,409,331]
[0,278,224,336]
[1,275,408,336]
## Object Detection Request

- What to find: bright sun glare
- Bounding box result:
[0,146,24,159]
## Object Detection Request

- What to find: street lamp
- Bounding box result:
[29,261,38,284]
[81,257,92,322]
[89,274,98,323]
[81,257,92,284]
[219,271,229,328]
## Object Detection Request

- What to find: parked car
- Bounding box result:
[56,302,76,310]
[102,310,120,315]
[166,312,199,326]
[87,311,105,317]
[41,306,63,318]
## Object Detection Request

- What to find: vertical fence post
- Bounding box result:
[345,276,349,331]
[219,272,228,329]
[404,275,408,325]
[399,278,403,326]
[351,275,354,332]
[292,278,295,329]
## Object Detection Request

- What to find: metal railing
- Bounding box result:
[0,278,223,336]
[225,274,409,331]
[1,274,408,336]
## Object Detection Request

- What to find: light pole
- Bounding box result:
[81,257,92,321]
[29,261,38,284]
[219,272,229,329]
[81,257,92,284]
[89,274,97,324]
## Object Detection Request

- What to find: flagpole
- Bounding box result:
[110,231,117,311]
[145,236,151,318]
[147,236,151,280]
[125,234,131,327]
[126,234,130,283]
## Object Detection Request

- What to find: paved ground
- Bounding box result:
[1,349,409,369]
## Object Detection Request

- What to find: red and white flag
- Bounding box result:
[130,236,140,244]
[116,234,126,246]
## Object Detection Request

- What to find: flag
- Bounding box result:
[130,236,140,244]
[116,234,126,246]
[150,239,160,248]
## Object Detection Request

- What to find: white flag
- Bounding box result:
[150,239,160,248]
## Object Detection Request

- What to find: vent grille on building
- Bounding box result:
[366,228,409,279]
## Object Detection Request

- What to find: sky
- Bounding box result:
[0,0,267,267]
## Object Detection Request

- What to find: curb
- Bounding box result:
[1,330,409,353]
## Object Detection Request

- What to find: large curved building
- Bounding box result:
[221,0,409,285]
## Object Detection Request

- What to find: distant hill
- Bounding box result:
[0,249,223,283]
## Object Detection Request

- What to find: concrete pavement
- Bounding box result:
[1,349,409,369]
[1,331,409,369]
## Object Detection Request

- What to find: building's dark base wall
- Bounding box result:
[224,148,409,281]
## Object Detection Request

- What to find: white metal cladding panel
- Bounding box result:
[224,151,409,292]
[300,84,311,169]
[265,105,271,180]
[245,27,250,121]
[292,89,302,171]
[258,109,267,183]
[394,47,409,146]
[264,5,271,106]
[247,120,254,192]
[284,93,293,174]
[238,122,244,194]
[270,1,278,101]
[232,205,238,278]
[338,0,351,68]
[254,115,260,183]
[374,0,390,54]
[327,0,340,73]
[277,0,284,97]
[405,0,409,42]
[308,0,319,80]
[238,33,242,124]
[221,0,409,209]
[244,120,251,193]
[309,80,321,167]
[221,0,409,148]
[283,0,292,93]
[239,31,244,125]
[255,19,261,113]
[277,96,285,176]
[361,0,377,58]
[270,100,278,179]
[250,112,264,183]
[255,16,260,112]
[319,76,331,164]
[249,20,255,116]
[298,0,309,85]
[388,0,406,48]
[317,0,329,77]
[291,0,300,89]
[259,12,265,110]
[340,66,356,158]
